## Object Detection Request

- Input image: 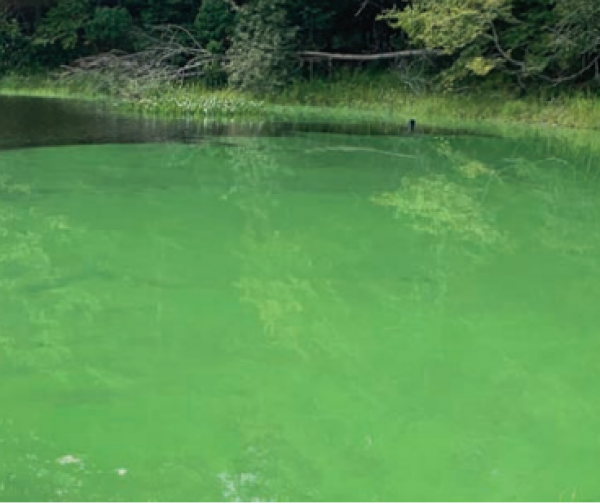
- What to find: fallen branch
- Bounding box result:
[60,24,222,96]
[297,49,444,61]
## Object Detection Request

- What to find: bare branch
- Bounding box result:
[486,19,600,86]
[60,24,222,96]
[297,49,444,61]
[487,21,525,69]
[548,55,600,86]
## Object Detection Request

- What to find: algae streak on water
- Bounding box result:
[1,100,600,501]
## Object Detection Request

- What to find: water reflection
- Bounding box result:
[0,184,98,378]
[2,95,600,501]
[222,137,343,358]
[0,95,499,152]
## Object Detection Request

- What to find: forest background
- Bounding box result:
[1,0,599,128]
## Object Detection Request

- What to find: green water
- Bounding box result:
[1,121,600,500]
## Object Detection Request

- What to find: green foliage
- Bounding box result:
[379,0,517,87]
[194,0,236,52]
[0,9,34,72]
[381,0,600,88]
[0,0,598,90]
[33,0,92,51]
[192,0,236,85]
[551,0,600,71]
[289,4,335,49]
[381,0,513,53]
[227,0,298,93]
[0,8,19,43]
[136,0,198,26]
[86,7,134,51]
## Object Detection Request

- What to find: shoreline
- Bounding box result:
[1,73,599,139]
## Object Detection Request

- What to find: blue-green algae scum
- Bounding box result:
[1,97,600,501]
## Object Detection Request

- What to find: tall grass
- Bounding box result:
[0,72,104,100]
[119,83,265,119]
[273,72,600,130]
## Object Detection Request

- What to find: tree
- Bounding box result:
[0,6,29,72]
[379,0,519,87]
[227,0,298,93]
[380,0,600,88]
[33,0,91,52]
[194,0,236,54]
[86,6,134,52]
[548,0,600,84]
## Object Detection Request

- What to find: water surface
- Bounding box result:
[1,96,599,501]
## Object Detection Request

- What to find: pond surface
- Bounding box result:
[1,95,600,501]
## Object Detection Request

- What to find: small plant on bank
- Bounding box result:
[123,86,265,118]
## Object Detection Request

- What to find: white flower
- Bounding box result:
[115,468,128,476]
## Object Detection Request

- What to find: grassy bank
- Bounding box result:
[1,71,599,131]
[278,74,600,131]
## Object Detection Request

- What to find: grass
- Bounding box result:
[119,85,265,118]
[0,73,103,100]
[1,70,600,133]
[273,73,600,131]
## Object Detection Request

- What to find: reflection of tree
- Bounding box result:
[497,156,600,267]
[225,139,349,358]
[433,137,501,182]
[539,201,600,258]
[394,137,509,252]
[223,138,291,215]
[371,175,505,247]
[535,171,600,265]
[0,176,101,379]
[219,134,599,503]
[366,138,515,312]
[235,232,344,358]
[226,134,511,332]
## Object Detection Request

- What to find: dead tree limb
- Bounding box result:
[60,24,222,96]
[296,49,444,61]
